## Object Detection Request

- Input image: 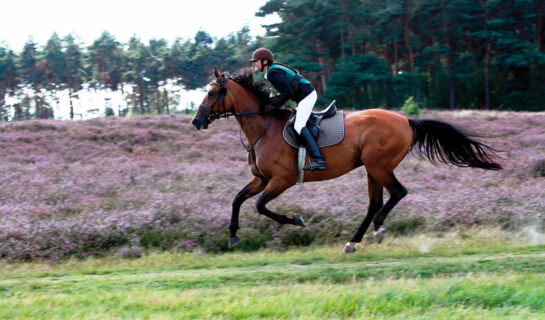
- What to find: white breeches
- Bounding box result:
[294,90,317,134]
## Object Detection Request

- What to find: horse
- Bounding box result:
[191,68,503,254]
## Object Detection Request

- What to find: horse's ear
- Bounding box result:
[214,67,222,81]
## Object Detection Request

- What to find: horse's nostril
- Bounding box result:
[192,118,201,130]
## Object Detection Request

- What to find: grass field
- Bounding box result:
[1,228,544,319]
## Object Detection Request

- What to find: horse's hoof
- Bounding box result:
[343,242,357,254]
[228,236,240,249]
[373,227,386,244]
[294,214,306,227]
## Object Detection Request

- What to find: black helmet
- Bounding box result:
[250,48,274,63]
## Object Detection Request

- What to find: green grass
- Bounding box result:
[1,229,545,319]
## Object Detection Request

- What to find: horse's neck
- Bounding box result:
[231,85,290,146]
[235,107,271,142]
[237,111,292,152]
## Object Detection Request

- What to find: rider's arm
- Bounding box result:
[267,68,293,108]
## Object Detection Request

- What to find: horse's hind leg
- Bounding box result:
[229,176,267,248]
[344,170,407,254]
[344,173,384,254]
[255,178,304,226]
[370,170,407,236]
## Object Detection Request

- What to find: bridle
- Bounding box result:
[197,77,274,153]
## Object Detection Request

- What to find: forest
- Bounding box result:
[1,0,545,121]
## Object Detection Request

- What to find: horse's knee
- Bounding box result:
[388,180,407,202]
[369,200,383,213]
[256,191,276,213]
[395,185,408,200]
[232,197,244,209]
[256,199,267,215]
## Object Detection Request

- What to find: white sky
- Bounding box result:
[0,0,279,50]
[1,0,280,119]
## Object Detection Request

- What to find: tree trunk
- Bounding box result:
[156,90,162,114]
[384,43,391,66]
[119,83,125,116]
[14,103,22,120]
[448,73,456,110]
[139,85,145,114]
[340,28,346,59]
[315,39,328,93]
[394,41,399,75]
[69,87,74,120]
[0,90,5,121]
[485,42,491,110]
[442,0,456,110]
[538,0,544,52]
[363,83,369,109]
[34,88,41,119]
[403,2,415,73]
[482,0,491,110]
[163,88,169,114]
[385,81,393,108]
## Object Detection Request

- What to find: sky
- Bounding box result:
[0,0,279,50]
[1,0,279,119]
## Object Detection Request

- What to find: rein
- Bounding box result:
[197,104,266,121]
[197,102,273,153]
[239,115,273,152]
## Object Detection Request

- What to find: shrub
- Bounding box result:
[401,96,421,116]
[105,107,115,117]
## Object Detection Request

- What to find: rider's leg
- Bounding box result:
[294,91,326,171]
[294,91,316,134]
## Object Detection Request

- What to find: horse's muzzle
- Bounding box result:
[191,113,210,130]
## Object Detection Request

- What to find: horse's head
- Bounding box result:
[192,68,231,130]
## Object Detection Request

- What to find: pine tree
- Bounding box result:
[0,46,19,120]
[63,34,85,119]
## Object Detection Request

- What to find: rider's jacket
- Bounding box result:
[265,64,314,108]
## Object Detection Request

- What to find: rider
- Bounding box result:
[250,47,326,171]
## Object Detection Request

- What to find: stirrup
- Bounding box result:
[303,160,326,171]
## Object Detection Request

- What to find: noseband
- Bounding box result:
[197,103,221,123]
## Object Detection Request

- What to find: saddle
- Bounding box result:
[283,100,345,149]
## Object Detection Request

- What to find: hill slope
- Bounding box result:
[0,110,544,260]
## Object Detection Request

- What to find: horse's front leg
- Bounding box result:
[229,176,267,248]
[255,177,305,227]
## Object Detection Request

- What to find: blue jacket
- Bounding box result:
[265,64,314,108]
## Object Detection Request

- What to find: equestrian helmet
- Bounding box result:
[250,48,274,63]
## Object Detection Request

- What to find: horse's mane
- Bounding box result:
[226,68,293,118]
[229,68,272,108]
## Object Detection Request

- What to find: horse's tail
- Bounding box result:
[408,118,503,170]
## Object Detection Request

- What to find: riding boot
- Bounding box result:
[299,127,326,171]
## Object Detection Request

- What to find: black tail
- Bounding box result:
[408,118,503,170]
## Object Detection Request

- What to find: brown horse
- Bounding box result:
[192,68,502,254]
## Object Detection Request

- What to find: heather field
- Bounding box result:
[0,110,544,261]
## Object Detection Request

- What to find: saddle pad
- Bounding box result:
[282,111,345,149]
